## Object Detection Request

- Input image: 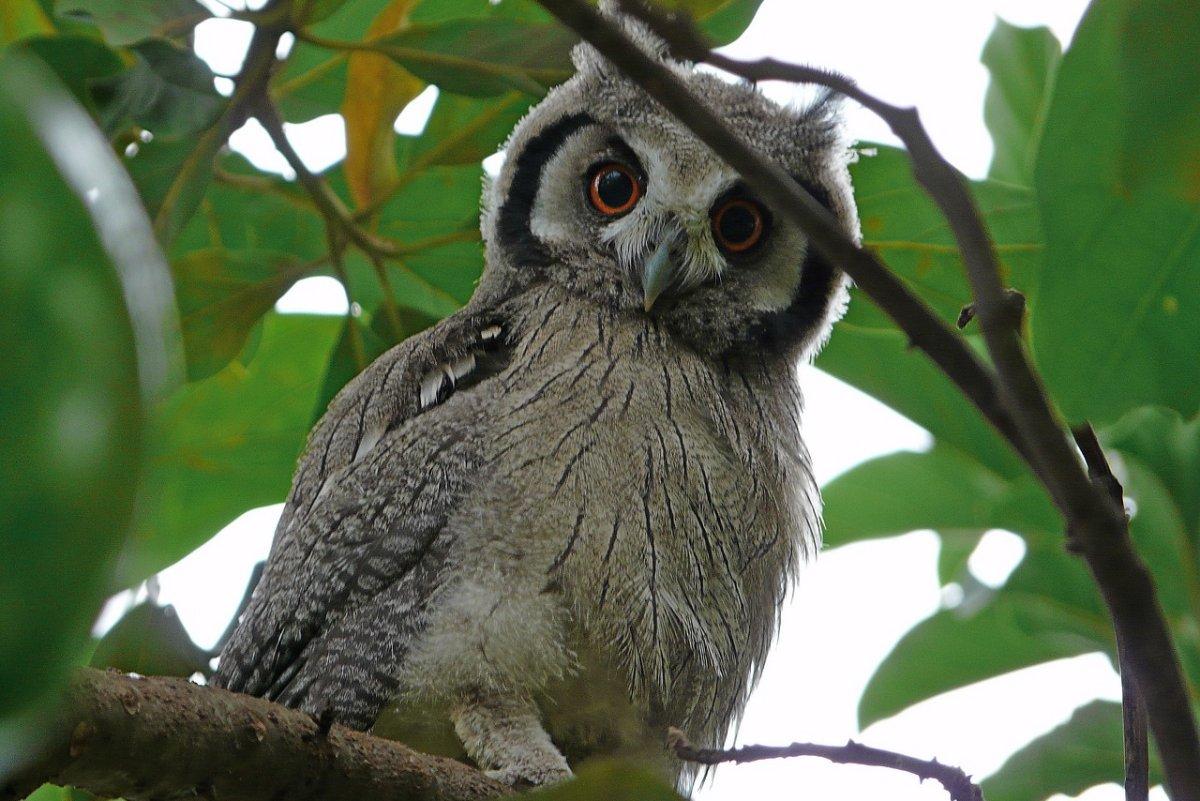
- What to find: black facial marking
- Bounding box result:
[496,112,594,269]
[751,178,840,352]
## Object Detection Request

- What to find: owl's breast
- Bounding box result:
[474,295,816,745]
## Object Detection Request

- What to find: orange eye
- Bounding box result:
[588,162,642,216]
[712,198,766,253]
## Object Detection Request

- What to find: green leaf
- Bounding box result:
[53,0,209,46]
[311,315,390,426]
[408,91,533,167]
[373,19,576,97]
[981,19,1061,185]
[852,144,1044,330]
[0,0,54,45]
[816,313,1022,478]
[172,154,327,261]
[669,0,765,47]
[938,530,984,585]
[982,700,1162,801]
[859,538,1109,727]
[10,35,124,115]
[1031,0,1200,425]
[293,0,352,26]
[822,445,1018,548]
[525,761,684,801]
[122,313,340,584]
[123,128,222,245]
[92,38,225,139]
[172,248,314,381]
[89,601,211,677]
[0,53,161,730]
[1105,407,1200,538]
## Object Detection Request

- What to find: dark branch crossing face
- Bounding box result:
[487,48,856,359]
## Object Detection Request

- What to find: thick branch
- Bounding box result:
[1,668,507,801]
[668,729,982,801]
[537,2,1200,796]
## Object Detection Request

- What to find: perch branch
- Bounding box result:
[0,668,507,801]
[668,729,982,801]
[536,1,1200,796]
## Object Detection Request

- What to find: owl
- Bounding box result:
[213,10,858,788]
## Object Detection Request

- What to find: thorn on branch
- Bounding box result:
[957,289,1025,330]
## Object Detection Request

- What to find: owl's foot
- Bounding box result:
[453,691,573,787]
[485,758,573,788]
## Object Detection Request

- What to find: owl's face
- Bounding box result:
[482,27,858,359]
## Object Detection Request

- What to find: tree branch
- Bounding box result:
[534,1,1200,796]
[1,668,507,801]
[667,729,982,801]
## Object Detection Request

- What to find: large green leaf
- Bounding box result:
[676,0,765,47]
[0,52,176,749]
[53,0,209,46]
[373,18,575,97]
[123,129,222,245]
[822,446,1017,548]
[851,144,1044,330]
[816,311,1022,478]
[121,313,340,584]
[173,248,315,381]
[982,701,1162,801]
[408,91,533,167]
[981,19,1061,185]
[859,544,1108,727]
[9,35,123,116]
[92,38,225,140]
[1031,0,1200,425]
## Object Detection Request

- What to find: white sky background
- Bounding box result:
[98,1,1161,799]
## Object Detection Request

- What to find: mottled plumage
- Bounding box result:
[214,9,858,787]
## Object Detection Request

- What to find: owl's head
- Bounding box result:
[480,12,858,360]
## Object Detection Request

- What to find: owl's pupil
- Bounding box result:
[719,205,757,244]
[597,169,634,208]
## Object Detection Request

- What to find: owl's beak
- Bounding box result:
[641,231,682,312]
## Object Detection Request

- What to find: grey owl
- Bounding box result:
[214,11,858,788]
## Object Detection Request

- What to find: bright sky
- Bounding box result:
[98,1,1157,799]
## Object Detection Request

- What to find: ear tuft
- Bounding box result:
[570,1,672,75]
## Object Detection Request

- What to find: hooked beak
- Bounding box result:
[641,231,683,312]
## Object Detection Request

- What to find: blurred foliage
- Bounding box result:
[1,0,1197,799]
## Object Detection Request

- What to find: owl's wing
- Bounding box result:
[212,304,510,727]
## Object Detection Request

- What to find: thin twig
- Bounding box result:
[251,96,405,263]
[667,729,982,801]
[537,2,1200,796]
[1073,424,1150,801]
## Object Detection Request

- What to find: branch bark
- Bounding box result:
[1,668,507,801]
[668,729,982,801]
[535,1,1200,797]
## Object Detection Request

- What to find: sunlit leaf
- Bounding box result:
[1032,0,1200,424]
[123,313,340,585]
[53,0,209,46]
[982,701,1162,801]
[664,0,765,47]
[981,19,1061,185]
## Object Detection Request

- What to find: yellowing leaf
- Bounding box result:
[342,0,425,209]
[0,0,53,46]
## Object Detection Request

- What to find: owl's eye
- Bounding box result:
[712,198,766,253]
[587,162,642,216]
